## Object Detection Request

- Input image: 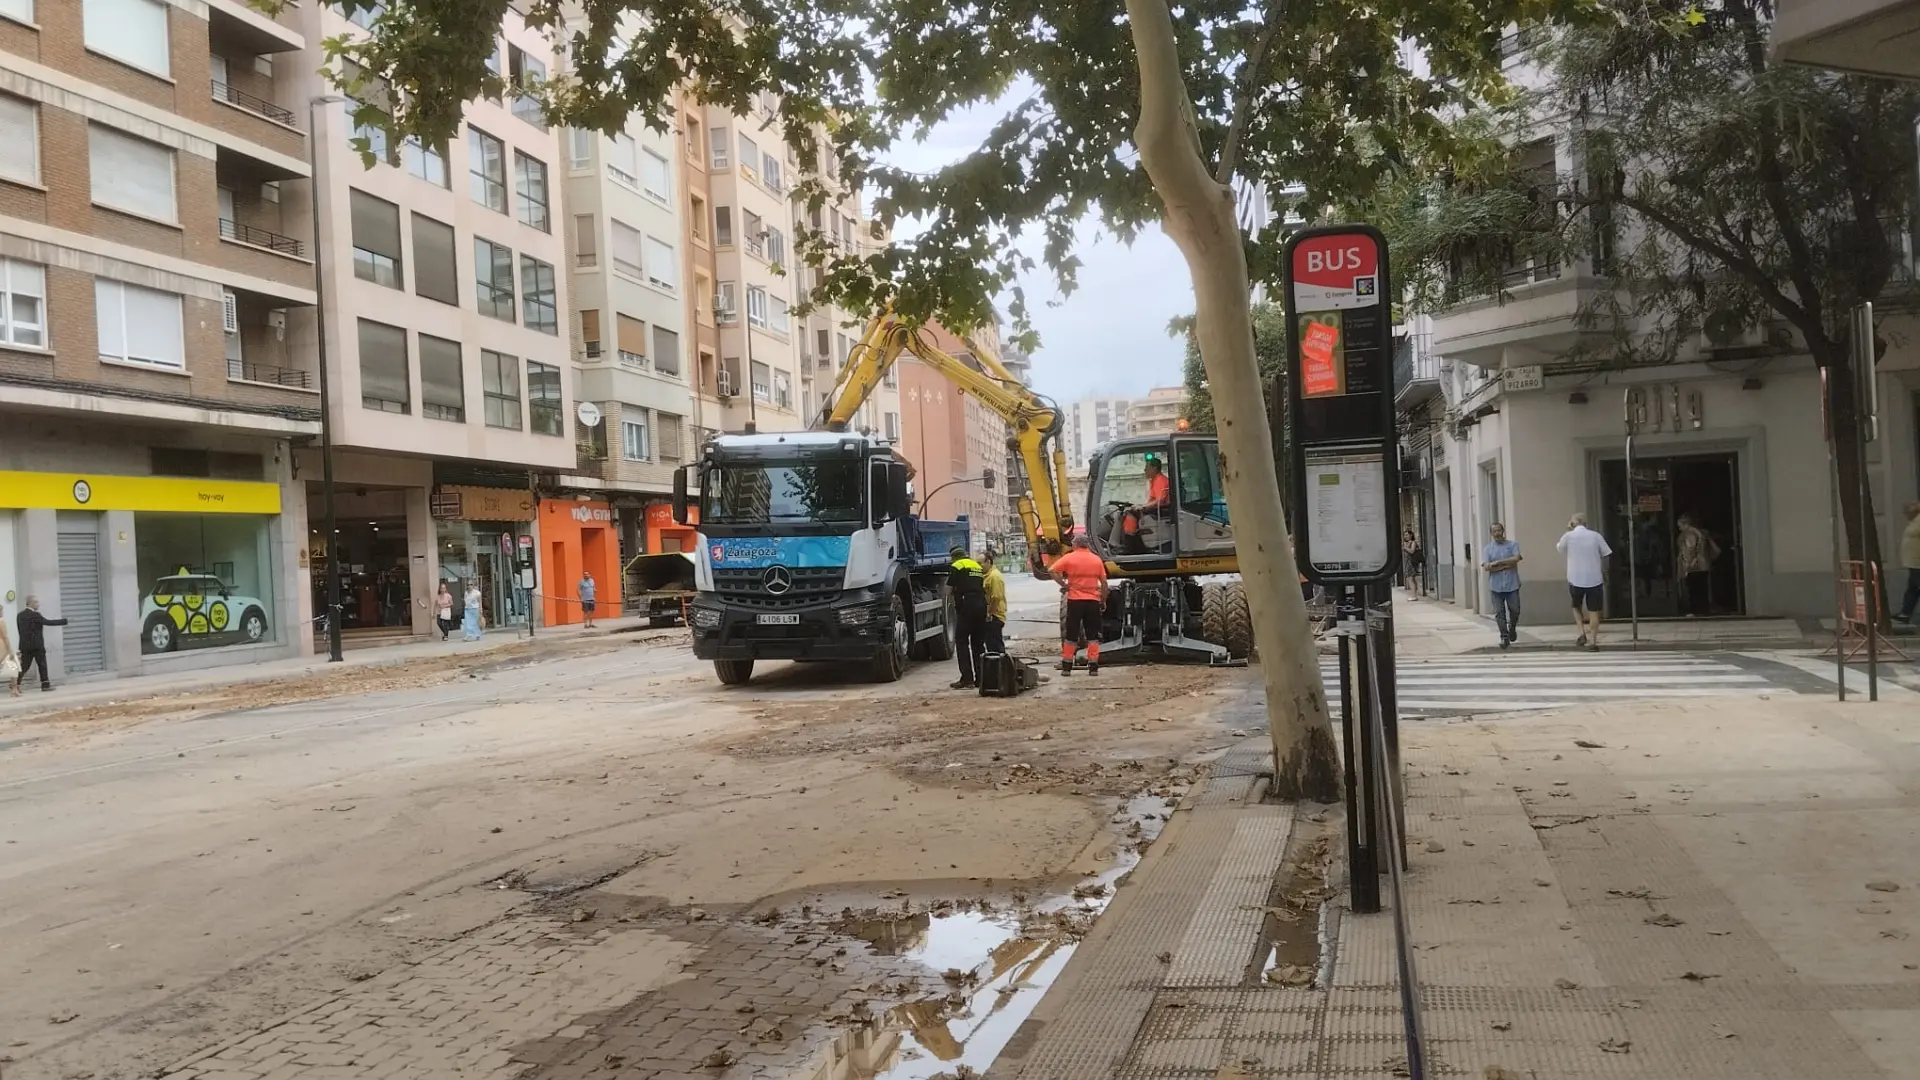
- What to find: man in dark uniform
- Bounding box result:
[15,595,68,693]
[947,546,989,689]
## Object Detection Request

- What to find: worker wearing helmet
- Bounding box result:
[1050,533,1110,675]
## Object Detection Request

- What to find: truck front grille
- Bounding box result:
[713,567,846,610]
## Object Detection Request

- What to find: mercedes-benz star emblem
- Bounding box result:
[762,566,794,595]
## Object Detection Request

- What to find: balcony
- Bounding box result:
[1774,0,1920,81]
[228,358,311,389]
[618,349,649,370]
[212,81,297,127]
[220,217,305,258]
[1393,333,1440,409]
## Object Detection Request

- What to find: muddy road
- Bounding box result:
[0,578,1259,1080]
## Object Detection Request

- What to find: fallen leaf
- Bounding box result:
[1879,929,1910,940]
[1599,1037,1632,1054]
[1156,951,1173,964]
[1618,999,1644,1010]
[1644,913,1685,928]
[1574,739,1606,749]
[1484,1069,1525,1080]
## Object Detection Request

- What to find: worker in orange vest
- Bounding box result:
[1049,534,1110,675]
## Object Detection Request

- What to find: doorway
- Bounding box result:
[1599,451,1744,617]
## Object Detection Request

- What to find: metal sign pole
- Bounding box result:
[1624,400,1640,646]
[1852,303,1879,701]
[1822,368,1845,702]
[1337,589,1379,914]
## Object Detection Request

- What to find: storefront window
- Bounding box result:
[134,512,276,655]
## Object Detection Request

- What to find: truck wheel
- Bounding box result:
[1201,582,1228,646]
[1223,582,1254,660]
[870,593,909,683]
[714,659,755,685]
[926,596,955,661]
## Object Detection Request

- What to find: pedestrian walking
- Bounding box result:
[1675,514,1720,617]
[982,548,1008,654]
[578,571,598,628]
[461,581,483,641]
[435,582,455,641]
[1556,513,1613,651]
[1896,501,1920,625]
[15,595,68,692]
[947,546,989,689]
[1402,529,1427,600]
[0,603,17,697]
[1480,522,1524,649]
[1050,533,1109,675]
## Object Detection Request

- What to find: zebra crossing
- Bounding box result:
[1315,649,1792,718]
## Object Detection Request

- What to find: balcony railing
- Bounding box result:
[229,359,312,389]
[618,349,649,369]
[210,81,298,127]
[220,218,305,257]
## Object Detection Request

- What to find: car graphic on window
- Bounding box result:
[140,570,271,654]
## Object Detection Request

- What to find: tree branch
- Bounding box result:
[1214,0,1290,186]
[1612,189,1815,333]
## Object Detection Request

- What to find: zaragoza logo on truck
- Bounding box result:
[708,536,851,569]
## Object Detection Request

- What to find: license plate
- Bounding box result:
[756,613,800,625]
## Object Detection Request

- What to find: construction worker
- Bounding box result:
[982,546,1008,653]
[1050,533,1109,675]
[947,546,990,689]
[1142,456,1172,513]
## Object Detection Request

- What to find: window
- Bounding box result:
[714,206,732,247]
[774,369,791,409]
[762,152,782,193]
[474,237,515,321]
[640,148,671,201]
[644,236,677,290]
[350,190,402,288]
[616,313,647,366]
[527,360,563,435]
[611,219,642,279]
[715,281,737,323]
[419,334,464,422]
[652,325,680,377]
[573,213,597,267]
[344,0,384,29]
[750,359,771,403]
[622,417,649,461]
[411,212,458,305]
[85,0,170,77]
[769,295,789,335]
[580,308,601,357]
[815,328,830,359]
[738,133,758,175]
[95,278,182,370]
[709,125,729,169]
[746,285,768,328]
[743,210,764,256]
[356,318,409,412]
[0,259,45,348]
[684,115,701,160]
[657,412,685,461]
[467,127,506,212]
[482,350,521,429]
[89,125,175,222]
[0,0,32,25]
[567,128,593,168]
[883,366,897,389]
[689,194,707,241]
[608,133,639,187]
[765,226,786,267]
[132,514,277,652]
[394,134,447,183]
[0,95,38,186]
[508,45,547,129]
[520,255,557,334]
[513,152,549,231]
[884,412,900,441]
[345,80,394,163]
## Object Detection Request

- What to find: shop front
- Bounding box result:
[0,468,298,679]
[539,498,621,626]
[432,485,537,634]
[645,502,698,554]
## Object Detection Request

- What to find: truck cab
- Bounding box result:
[673,431,965,685]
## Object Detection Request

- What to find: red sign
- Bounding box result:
[1291,234,1381,311]
[1301,321,1342,396]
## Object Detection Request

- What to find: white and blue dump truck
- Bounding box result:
[671,430,967,685]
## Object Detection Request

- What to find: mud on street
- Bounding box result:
[0,616,1260,1080]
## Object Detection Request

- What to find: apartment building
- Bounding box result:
[1061,396,1134,469]
[1401,35,1920,622]
[0,0,326,684]
[288,3,573,642]
[899,320,1012,548]
[1128,385,1188,436]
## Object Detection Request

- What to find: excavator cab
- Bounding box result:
[1086,435,1236,572]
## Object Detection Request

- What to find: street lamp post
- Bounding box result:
[309,94,347,662]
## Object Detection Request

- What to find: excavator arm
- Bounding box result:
[813,314,1073,576]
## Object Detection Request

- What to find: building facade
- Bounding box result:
[1061,396,1134,470]
[897,320,1012,549]
[1128,385,1188,437]
[0,0,326,683]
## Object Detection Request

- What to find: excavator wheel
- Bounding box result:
[1200,582,1228,648]
[1222,581,1254,661]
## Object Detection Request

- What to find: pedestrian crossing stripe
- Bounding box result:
[1313,651,1784,717]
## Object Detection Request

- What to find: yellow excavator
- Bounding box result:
[816,314,1253,664]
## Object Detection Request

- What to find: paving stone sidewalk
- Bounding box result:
[988,693,1920,1079]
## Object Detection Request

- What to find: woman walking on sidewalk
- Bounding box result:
[434,582,456,641]
[461,581,484,641]
[1402,529,1427,600]
[0,604,17,697]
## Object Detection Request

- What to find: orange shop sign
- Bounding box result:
[433,485,536,522]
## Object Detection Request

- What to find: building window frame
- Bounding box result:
[0,258,45,349]
[475,236,517,322]
[527,360,564,436]
[467,126,507,213]
[482,349,522,429]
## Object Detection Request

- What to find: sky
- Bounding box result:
[877,96,1195,406]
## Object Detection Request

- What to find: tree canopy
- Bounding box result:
[1179,300,1288,435]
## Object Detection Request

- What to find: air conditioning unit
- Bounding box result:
[221,291,239,334]
[717,369,737,398]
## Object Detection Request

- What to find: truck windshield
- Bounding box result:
[702,460,865,524]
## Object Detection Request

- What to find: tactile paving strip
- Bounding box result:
[1165,814,1294,987]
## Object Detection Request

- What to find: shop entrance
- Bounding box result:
[309,484,414,633]
[1599,451,1744,617]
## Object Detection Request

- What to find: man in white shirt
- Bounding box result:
[1555,512,1613,651]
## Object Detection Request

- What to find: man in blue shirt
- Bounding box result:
[1481,522,1524,649]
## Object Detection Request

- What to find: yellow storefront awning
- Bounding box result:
[0,471,282,515]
